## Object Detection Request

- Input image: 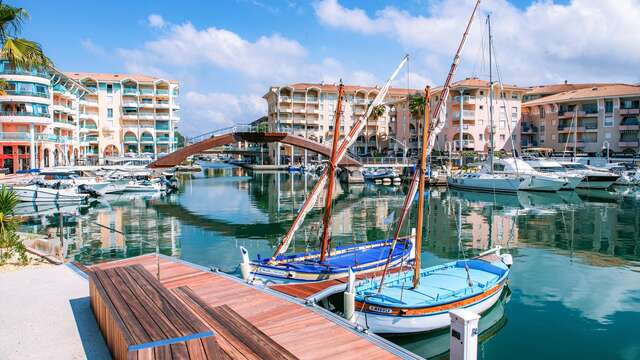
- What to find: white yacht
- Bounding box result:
[449,158,565,192]
[37,169,116,195]
[602,163,640,185]
[522,157,584,190]
[12,184,89,203]
[558,161,620,189]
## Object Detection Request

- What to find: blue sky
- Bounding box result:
[16,0,639,135]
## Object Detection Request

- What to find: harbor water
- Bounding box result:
[19,163,640,359]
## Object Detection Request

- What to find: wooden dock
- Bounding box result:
[86,254,420,360]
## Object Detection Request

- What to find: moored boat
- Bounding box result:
[12,184,89,203]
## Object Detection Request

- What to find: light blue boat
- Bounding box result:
[352,249,511,334]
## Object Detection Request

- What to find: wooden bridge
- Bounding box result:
[148,130,361,168]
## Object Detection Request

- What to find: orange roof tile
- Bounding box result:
[524,83,618,96]
[268,82,421,96]
[64,72,178,84]
[523,84,640,106]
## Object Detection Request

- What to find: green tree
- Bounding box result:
[0,186,26,265]
[408,93,426,119]
[0,2,51,70]
[371,104,386,119]
[175,131,185,148]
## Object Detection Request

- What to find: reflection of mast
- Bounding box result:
[413,86,431,288]
[319,82,345,262]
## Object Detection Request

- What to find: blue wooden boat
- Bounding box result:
[352,250,511,333]
[243,237,414,283]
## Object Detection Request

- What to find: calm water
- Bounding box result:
[19,163,640,359]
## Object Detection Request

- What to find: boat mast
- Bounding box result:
[413,86,431,288]
[488,14,495,175]
[377,0,482,293]
[573,107,578,161]
[319,82,344,262]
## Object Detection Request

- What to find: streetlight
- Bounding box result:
[602,140,610,163]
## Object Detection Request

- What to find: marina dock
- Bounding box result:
[85,254,421,359]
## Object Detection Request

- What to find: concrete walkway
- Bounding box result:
[0,264,110,360]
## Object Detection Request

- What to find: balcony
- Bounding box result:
[452,95,476,104]
[4,90,49,98]
[620,140,639,147]
[307,97,319,103]
[292,96,305,103]
[0,111,50,124]
[124,136,138,144]
[123,88,138,95]
[452,110,475,120]
[0,67,49,78]
[157,136,170,143]
[122,101,138,107]
[521,125,538,133]
[140,135,155,143]
[292,107,305,113]
[620,108,640,115]
[279,96,291,102]
[156,114,170,120]
[139,88,155,96]
[156,89,170,95]
[138,113,154,120]
[0,132,30,141]
[583,123,598,131]
[122,114,138,120]
[154,102,169,109]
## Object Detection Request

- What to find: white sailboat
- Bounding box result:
[12,184,89,203]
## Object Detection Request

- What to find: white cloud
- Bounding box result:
[313,0,640,85]
[180,91,266,135]
[81,39,106,56]
[147,14,167,29]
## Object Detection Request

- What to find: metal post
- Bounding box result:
[450,309,480,360]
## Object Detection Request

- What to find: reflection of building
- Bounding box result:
[521,84,640,154]
[263,83,418,163]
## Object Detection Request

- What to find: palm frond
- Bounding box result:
[2,37,52,70]
[0,2,28,41]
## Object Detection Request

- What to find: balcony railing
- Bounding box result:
[452,110,475,119]
[0,111,49,118]
[156,89,170,95]
[4,90,49,98]
[0,67,49,78]
[123,88,138,95]
[157,136,170,143]
[452,95,476,103]
[0,132,30,141]
[124,136,138,143]
[139,88,154,95]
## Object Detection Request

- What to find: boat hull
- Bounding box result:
[576,176,618,190]
[249,238,414,284]
[13,186,88,203]
[353,282,506,334]
[518,175,564,192]
[447,175,522,193]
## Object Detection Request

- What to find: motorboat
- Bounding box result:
[558,161,620,189]
[522,157,584,190]
[12,183,89,203]
[35,169,115,195]
[602,163,640,185]
[449,158,565,193]
[363,168,399,181]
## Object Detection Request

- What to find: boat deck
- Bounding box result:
[268,266,407,302]
[87,254,418,360]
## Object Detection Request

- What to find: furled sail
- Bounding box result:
[270,56,409,259]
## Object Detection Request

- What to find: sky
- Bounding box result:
[16,0,640,136]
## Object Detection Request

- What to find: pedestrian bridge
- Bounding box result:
[147,125,361,168]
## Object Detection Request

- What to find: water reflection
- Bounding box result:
[14,166,640,359]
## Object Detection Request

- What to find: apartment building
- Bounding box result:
[263,83,418,163]
[521,84,640,154]
[66,72,180,163]
[0,61,180,173]
[429,78,528,154]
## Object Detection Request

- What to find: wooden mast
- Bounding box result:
[413,86,431,288]
[319,82,344,262]
[376,0,481,294]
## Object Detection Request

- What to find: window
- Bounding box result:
[107,84,113,94]
[499,120,506,128]
[604,116,613,127]
[540,106,545,118]
[512,107,518,118]
[479,134,483,141]
[107,108,113,118]
[605,100,613,113]
[500,134,506,141]
[479,91,485,96]
[512,94,519,100]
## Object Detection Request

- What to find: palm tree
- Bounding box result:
[0,186,25,264]
[408,94,426,119]
[0,2,51,70]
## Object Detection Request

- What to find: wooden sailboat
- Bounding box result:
[240,61,416,284]
[352,0,514,334]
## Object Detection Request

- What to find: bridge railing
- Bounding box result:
[359,156,417,165]
[186,124,254,145]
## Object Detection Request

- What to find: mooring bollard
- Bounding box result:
[343,268,356,322]
[449,308,480,360]
[239,247,251,282]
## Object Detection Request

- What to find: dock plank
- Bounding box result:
[90,255,404,360]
